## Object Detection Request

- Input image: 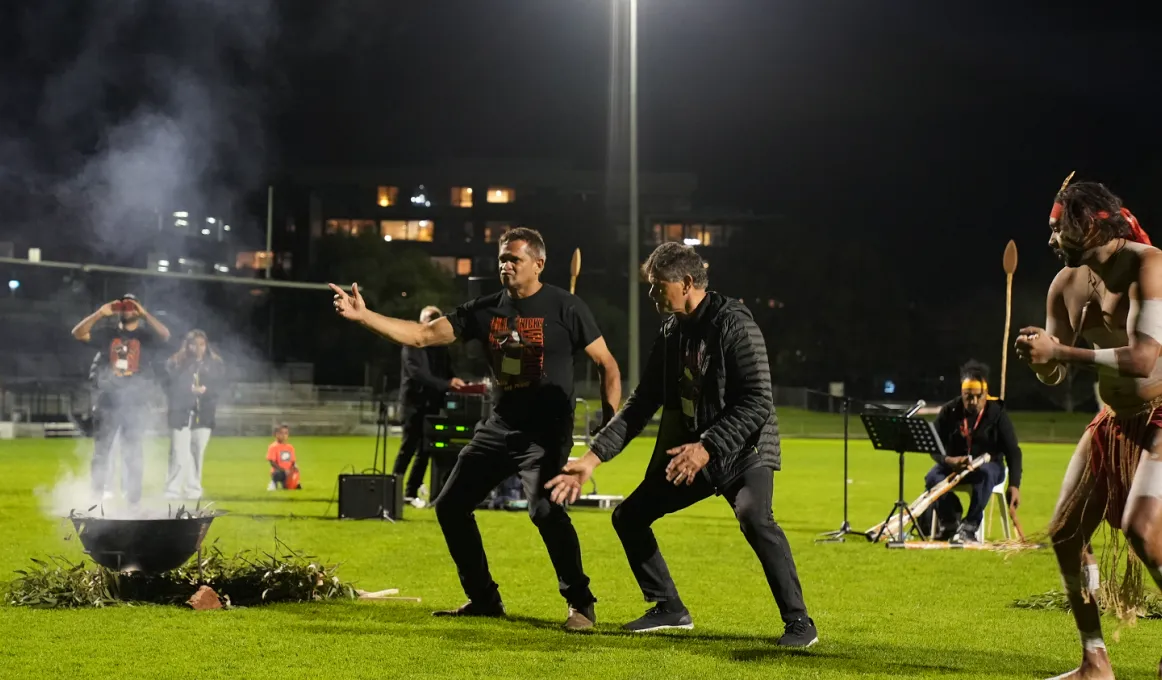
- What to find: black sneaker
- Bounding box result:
[778,617,818,647]
[432,599,506,618]
[933,520,958,542]
[622,604,694,632]
[951,523,980,544]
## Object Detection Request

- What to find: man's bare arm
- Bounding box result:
[72,303,114,342]
[330,283,456,347]
[141,310,171,342]
[1032,270,1076,385]
[1053,251,1162,379]
[583,336,621,425]
[360,312,457,348]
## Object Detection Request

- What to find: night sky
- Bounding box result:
[3,0,1162,377]
[6,1,1160,239]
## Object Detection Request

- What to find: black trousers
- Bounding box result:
[433,416,595,608]
[924,461,1006,528]
[611,465,809,624]
[392,401,438,497]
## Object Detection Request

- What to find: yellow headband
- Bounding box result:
[961,379,987,393]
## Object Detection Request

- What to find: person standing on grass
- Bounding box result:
[394,305,466,508]
[164,329,225,500]
[1016,176,1162,680]
[72,293,171,505]
[545,243,817,647]
[329,227,621,631]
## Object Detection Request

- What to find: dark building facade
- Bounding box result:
[265,159,790,387]
[269,159,698,282]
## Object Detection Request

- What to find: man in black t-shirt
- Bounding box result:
[330,227,622,631]
[72,294,171,504]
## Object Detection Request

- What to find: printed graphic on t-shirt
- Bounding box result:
[108,338,142,377]
[268,444,296,469]
[488,316,545,389]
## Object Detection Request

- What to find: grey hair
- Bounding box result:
[499,226,547,261]
[640,242,708,288]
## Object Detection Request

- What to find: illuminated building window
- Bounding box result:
[483,222,510,243]
[681,224,705,246]
[236,251,273,270]
[326,219,352,235]
[352,219,376,236]
[377,186,399,207]
[704,225,723,246]
[486,187,515,204]
[456,258,472,276]
[665,224,684,242]
[380,220,434,242]
[451,187,473,208]
[651,223,663,244]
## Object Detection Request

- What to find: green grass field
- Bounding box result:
[765,408,1096,443]
[2,432,1160,679]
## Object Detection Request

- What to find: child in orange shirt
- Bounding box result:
[266,424,301,490]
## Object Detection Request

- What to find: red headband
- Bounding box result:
[1049,174,1151,246]
[1096,207,1151,245]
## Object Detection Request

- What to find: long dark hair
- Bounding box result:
[1056,181,1134,249]
[168,329,222,373]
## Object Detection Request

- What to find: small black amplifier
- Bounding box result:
[338,474,404,520]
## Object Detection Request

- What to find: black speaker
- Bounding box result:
[424,414,477,502]
[338,474,404,520]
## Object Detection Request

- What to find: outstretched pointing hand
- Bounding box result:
[329,283,367,322]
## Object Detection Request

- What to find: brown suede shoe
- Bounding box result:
[564,604,596,631]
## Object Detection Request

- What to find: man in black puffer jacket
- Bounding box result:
[546,242,817,647]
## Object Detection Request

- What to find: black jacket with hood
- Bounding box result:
[931,397,1023,488]
[590,291,780,492]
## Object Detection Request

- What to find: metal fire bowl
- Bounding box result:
[70,515,220,574]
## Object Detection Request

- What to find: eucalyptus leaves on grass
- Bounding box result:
[6,539,357,609]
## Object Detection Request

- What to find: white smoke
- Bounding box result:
[7,0,281,519]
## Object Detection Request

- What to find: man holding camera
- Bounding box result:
[72,294,171,504]
[394,305,467,507]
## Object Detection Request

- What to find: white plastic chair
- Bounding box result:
[927,466,1011,542]
[951,465,1011,542]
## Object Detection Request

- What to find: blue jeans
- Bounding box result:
[924,461,1006,528]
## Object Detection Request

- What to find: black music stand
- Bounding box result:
[862,412,946,546]
[817,397,857,543]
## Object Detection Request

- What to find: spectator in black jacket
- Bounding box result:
[164,330,225,500]
[393,306,466,505]
[925,360,1022,543]
[546,243,817,647]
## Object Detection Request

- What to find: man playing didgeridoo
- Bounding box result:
[1016,174,1162,679]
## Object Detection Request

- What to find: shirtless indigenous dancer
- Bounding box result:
[1016,173,1162,680]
